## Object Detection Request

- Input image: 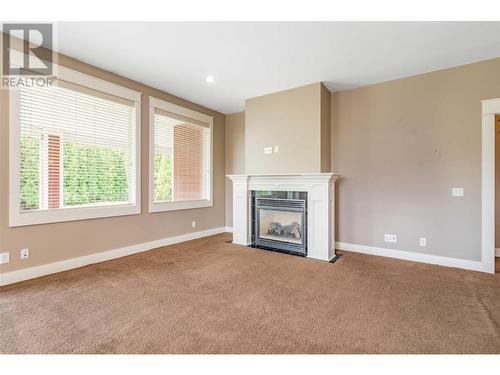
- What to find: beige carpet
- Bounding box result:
[1,233,499,354]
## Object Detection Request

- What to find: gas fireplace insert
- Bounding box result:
[251,191,307,256]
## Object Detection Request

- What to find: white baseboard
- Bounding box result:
[224,226,233,233]
[0,227,226,287]
[336,242,488,273]
[496,248,500,257]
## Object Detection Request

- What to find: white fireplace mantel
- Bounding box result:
[227,173,340,261]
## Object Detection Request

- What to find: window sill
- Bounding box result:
[149,199,213,213]
[9,203,141,227]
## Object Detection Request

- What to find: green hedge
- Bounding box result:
[154,152,172,201]
[20,138,174,209]
[20,137,40,210]
[63,143,129,206]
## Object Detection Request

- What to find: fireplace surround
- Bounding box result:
[227,173,339,262]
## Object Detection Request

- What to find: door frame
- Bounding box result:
[481,98,500,273]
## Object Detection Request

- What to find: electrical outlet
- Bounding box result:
[452,187,464,197]
[192,221,196,228]
[419,238,427,247]
[274,145,279,153]
[20,248,30,259]
[384,234,397,243]
[0,252,10,264]
[264,147,273,154]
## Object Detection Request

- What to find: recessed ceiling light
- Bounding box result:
[205,76,215,83]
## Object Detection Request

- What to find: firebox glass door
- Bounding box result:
[259,209,303,244]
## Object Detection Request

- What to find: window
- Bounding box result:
[9,65,141,226]
[149,97,213,212]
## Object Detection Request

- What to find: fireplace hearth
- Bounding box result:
[252,191,307,256]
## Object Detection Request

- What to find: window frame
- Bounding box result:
[9,63,142,227]
[148,96,213,213]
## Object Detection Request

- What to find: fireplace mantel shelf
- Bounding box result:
[227,173,340,185]
[227,173,339,262]
[227,173,339,178]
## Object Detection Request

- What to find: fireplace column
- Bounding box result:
[229,175,251,246]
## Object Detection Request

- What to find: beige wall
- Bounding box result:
[245,83,324,174]
[224,112,245,227]
[0,52,226,273]
[496,115,500,248]
[320,83,331,172]
[225,58,500,263]
[332,58,500,261]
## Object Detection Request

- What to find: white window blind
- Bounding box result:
[19,82,137,212]
[153,108,210,203]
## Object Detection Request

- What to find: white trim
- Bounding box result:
[481,98,500,116]
[149,199,213,212]
[496,248,500,257]
[481,98,500,273]
[8,66,142,227]
[9,88,20,225]
[148,96,214,213]
[224,226,233,233]
[56,64,142,103]
[149,97,213,124]
[0,227,226,286]
[9,58,142,103]
[227,173,338,181]
[336,242,488,273]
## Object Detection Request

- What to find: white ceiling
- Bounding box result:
[56,22,500,114]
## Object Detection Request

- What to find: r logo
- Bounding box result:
[2,23,53,75]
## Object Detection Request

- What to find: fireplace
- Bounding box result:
[252,191,307,256]
[227,174,339,261]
